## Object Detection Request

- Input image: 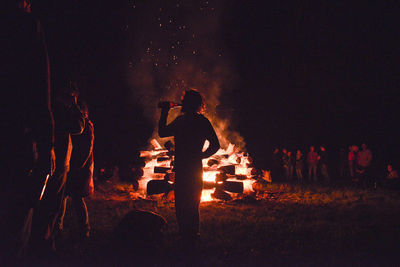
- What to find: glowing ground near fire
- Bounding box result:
[48,181,400,266]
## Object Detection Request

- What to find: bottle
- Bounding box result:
[157,101,182,109]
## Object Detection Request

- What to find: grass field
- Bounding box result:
[42,180,400,266]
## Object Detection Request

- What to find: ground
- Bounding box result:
[24,179,400,266]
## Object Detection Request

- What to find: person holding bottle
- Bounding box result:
[158,89,220,256]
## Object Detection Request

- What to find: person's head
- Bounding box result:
[57,81,79,106]
[288,151,292,156]
[388,164,393,172]
[361,143,367,150]
[310,146,314,152]
[78,100,89,119]
[320,146,325,152]
[18,0,32,13]
[181,89,204,114]
[352,145,358,152]
[282,148,287,154]
[296,150,301,156]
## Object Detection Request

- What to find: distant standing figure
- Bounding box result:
[386,165,399,180]
[287,151,294,180]
[158,89,220,253]
[319,146,329,181]
[384,164,399,189]
[348,145,358,178]
[356,144,372,170]
[282,148,289,180]
[271,148,281,181]
[307,146,318,182]
[356,144,373,185]
[295,150,304,181]
[58,101,94,238]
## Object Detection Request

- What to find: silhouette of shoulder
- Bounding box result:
[169,113,213,133]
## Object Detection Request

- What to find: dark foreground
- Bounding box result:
[12,180,400,266]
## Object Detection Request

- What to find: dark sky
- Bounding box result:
[35,0,399,168]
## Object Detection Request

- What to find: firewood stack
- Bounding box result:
[139,139,257,201]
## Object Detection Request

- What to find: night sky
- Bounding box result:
[34,1,399,169]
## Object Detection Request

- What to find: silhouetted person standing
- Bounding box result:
[348,145,358,178]
[295,150,304,181]
[30,84,84,255]
[158,89,220,254]
[287,151,295,180]
[319,146,329,181]
[384,164,399,189]
[57,101,94,239]
[282,148,289,180]
[356,143,372,186]
[307,146,318,182]
[0,0,54,260]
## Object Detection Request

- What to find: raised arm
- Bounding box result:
[158,107,173,138]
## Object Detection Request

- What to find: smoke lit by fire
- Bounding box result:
[124,1,254,201]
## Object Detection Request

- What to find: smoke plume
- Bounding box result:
[125,1,245,149]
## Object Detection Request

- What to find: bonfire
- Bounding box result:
[139,139,257,202]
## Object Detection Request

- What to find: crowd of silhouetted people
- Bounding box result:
[270,143,399,189]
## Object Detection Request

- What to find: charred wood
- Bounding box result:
[218,165,236,175]
[211,188,232,201]
[157,157,170,162]
[147,179,173,195]
[207,159,219,167]
[154,166,171,173]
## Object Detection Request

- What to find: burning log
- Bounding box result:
[154,166,171,174]
[157,157,170,162]
[211,188,233,201]
[164,140,174,151]
[203,180,244,193]
[207,158,219,167]
[233,174,248,180]
[140,150,168,159]
[212,154,229,161]
[219,181,244,193]
[147,179,174,195]
[150,139,163,150]
[216,172,228,182]
[218,165,236,175]
[140,139,255,202]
